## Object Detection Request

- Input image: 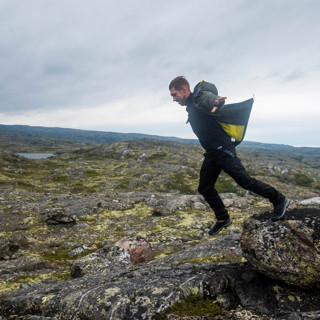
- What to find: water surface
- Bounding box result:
[17,153,55,159]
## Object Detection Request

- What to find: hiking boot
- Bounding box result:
[271,198,290,221]
[208,217,232,236]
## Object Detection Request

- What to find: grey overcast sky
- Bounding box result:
[1,0,319,147]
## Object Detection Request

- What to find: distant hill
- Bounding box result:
[1,124,320,156]
[0,124,198,145]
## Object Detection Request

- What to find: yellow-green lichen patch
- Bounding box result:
[79,204,154,241]
[151,287,167,295]
[0,281,21,295]
[104,203,153,219]
[16,272,70,284]
[0,231,11,238]
[152,250,177,259]
[22,216,42,226]
[0,173,13,181]
[176,211,203,228]
[81,203,152,225]
[103,287,121,298]
[0,272,70,295]
[134,295,151,307]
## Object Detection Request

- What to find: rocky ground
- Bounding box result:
[0,139,320,319]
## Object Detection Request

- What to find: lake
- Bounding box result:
[16,153,55,159]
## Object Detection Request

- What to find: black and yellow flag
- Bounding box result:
[213,98,254,146]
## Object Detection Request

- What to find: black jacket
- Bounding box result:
[186,81,254,151]
[186,93,235,152]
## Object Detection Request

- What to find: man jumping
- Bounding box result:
[169,76,290,236]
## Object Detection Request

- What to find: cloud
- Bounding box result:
[0,0,319,146]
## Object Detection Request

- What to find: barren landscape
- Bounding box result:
[1,125,320,319]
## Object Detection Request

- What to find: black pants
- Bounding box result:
[198,150,284,220]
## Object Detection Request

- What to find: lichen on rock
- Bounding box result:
[241,208,320,288]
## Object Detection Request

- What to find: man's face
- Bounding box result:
[170,86,189,106]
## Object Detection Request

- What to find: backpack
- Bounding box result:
[194,81,254,146]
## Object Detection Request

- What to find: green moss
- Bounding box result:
[71,181,100,193]
[116,225,125,232]
[85,170,100,178]
[52,174,69,182]
[40,246,98,267]
[293,172,313,187]
[164,173,196,194]
[158,293,228,319]
[115,179,130,191]
[215,174,243,195]
[14,180,39,191]
[160,220,175,228]
[41,249,73,263]
[52,271,71,281]
[148,151,168,161]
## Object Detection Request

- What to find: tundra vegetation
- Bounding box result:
[0,127,320,318]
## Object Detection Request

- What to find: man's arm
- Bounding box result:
[194,90,219,112]
[193,81,226,114]
[212,97,227,113]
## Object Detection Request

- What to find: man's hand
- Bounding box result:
[211,97,227,113]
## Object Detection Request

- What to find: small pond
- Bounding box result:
[16,153,55,159]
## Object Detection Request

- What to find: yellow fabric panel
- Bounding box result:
[218,122,245,141]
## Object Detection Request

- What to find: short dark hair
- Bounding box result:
[169,76,190,91]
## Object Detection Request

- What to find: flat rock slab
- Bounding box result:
[1,262,320,319]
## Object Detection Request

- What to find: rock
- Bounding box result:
[45,208,76,224]
[299,197,320,206]
[0,256,53,284]
[165,195,208,212]
[71,246,131,278]
[115,236,152,265]
[152,206,171,216]
[151,234,243,265]
[241,208,320,288]
[194,202,206,210]
[222,198,235,207]
[68,247,85,257]
[1,263,320,319]
[0,240,19,260]
[22,316,58,320]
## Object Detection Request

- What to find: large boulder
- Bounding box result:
[241,208,320,288]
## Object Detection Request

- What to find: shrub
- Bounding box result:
[293,172,313,188]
